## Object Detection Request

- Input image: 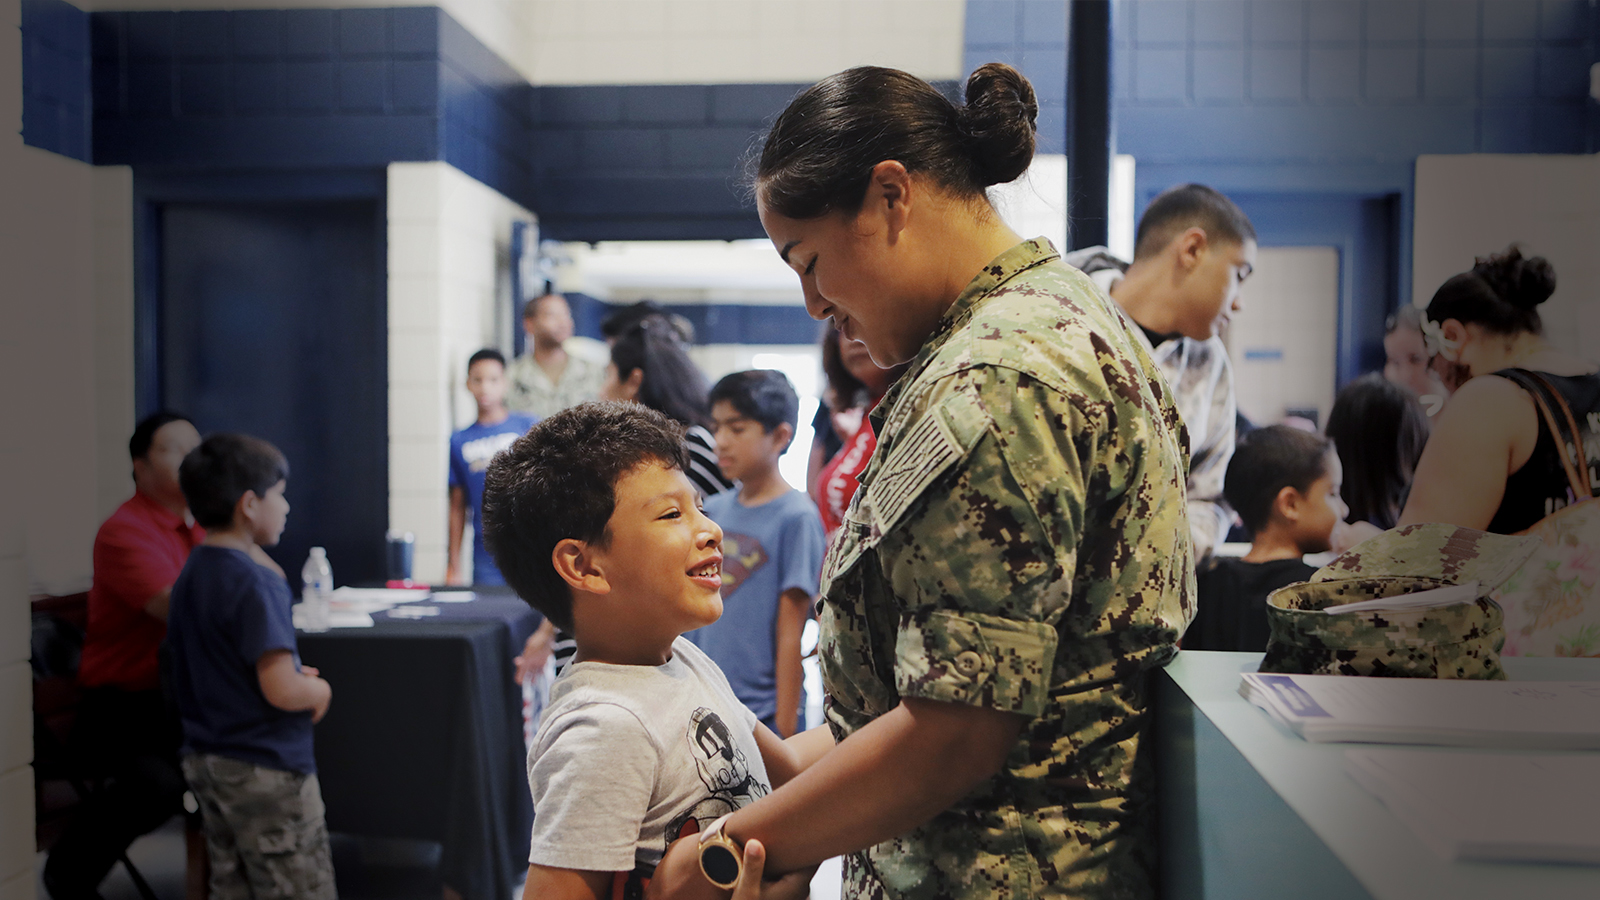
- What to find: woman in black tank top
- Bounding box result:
[1400,247,1600,534]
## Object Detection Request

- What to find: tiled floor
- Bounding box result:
[37,821,488,900]
[36,819,841,900]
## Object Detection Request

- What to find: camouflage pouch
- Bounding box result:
[1259,575,1507,679]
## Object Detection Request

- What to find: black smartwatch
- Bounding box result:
[698,814,743,889]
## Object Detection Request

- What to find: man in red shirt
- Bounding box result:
[45,412,204,900]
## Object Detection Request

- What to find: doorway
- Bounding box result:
[156,199,388,590]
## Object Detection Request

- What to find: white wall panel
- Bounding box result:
[1227,246,1341,427]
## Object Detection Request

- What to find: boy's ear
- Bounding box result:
[770,421,795,453]
[1273,485,1305,524]
[234,490,260,527]
[551,538,611,595]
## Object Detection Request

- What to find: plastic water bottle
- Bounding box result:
[300,547,333,632]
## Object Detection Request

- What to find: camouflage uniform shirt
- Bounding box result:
[818,239,1195,900]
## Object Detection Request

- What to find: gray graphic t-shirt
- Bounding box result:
[527,637,771,875]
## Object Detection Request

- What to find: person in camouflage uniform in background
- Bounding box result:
[646,64,1194,900]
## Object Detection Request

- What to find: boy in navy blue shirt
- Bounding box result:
[692,371,825,737]
[448,348,539,585]
[1187,425,1347,652]
[167,433,336,899]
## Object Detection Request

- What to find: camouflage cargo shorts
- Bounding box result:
[181,754,337,900]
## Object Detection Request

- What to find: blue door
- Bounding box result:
[158,200,387,591]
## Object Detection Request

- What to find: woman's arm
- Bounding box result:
[1398,374,1538,530]
[654,695,1023,898]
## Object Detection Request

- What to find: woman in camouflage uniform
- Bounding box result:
[653,64,1195,900]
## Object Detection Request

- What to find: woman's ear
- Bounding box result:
[866,160,912,238]
[552,538,611,595]
[619,367,644,402]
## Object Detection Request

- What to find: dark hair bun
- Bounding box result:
[959,63,1038,187]
[1473,246,1556,310]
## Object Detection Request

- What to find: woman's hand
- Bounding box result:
[645,836,814,900]
[515,619,557,684]
[1331,520,1383,555]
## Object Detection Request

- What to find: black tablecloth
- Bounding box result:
[298,588,537,900]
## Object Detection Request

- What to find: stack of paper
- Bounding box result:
[1239,673,1600,749]
[1345,748,1600,864]
[329,586,431,613]
[292,606,374,629]
[1321,582,1478,615]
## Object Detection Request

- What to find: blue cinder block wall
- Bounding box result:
[1114,0,1598,204]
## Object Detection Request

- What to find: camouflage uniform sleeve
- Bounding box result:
[874,367,1107,718]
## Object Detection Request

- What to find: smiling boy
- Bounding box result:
[480,402,822,900]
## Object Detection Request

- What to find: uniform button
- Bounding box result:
[953,651,983,677]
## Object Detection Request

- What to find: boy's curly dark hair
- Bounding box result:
[481,401,689,631]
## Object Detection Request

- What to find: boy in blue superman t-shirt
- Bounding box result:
[691,370,825,737]
[448,349,538,586]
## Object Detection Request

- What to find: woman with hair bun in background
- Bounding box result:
[650,63,1194,900]
[1400,247,1599,533]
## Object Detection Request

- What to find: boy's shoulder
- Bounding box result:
[183,546,290,596]
[541,640,726,736]
[1199,555,1315,589]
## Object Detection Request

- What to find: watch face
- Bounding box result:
[701,843,740,888]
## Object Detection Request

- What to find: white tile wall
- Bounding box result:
[1413,154,1600,363]
[990,154,1068,253]
[524,0,964,85]
[0,869,30,900]
[387,162,535,583]
[83,0,966,86]
[0,664,28,775]
[93,166,136,522]
[0,770,32,893]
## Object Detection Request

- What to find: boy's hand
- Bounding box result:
[310,677,332,724]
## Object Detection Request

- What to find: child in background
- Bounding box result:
[167,434,336,899]
[480,402,822,900]
[1185,425,1347,652]
[695,371,825,737]
[448,349,538,586]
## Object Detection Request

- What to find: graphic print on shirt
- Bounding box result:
[719,534,767,595]
[460,431,520,474]
[661,708,770,856]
